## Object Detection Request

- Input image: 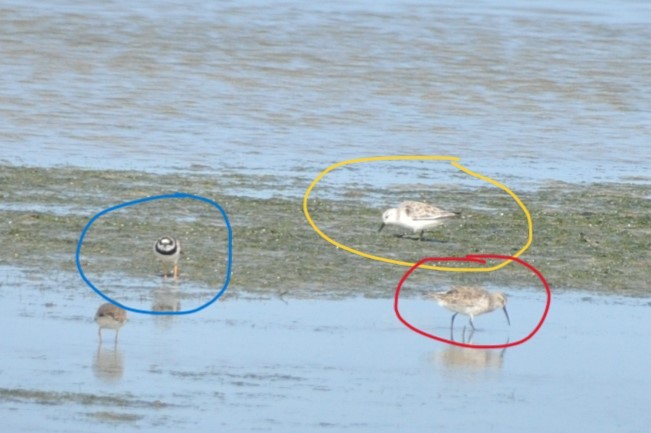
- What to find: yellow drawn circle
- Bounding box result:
[302,155,533,272]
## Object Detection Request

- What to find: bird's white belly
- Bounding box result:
[439,301,492,316]
[397,218,443,233]
[96,316,122,330]
[159,254,179,263]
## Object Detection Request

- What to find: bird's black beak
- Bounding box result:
[503,306,511,326]
[378,223,385,233]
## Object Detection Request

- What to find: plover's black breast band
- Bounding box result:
[155,243,178,255]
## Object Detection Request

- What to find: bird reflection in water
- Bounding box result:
[432,327,509,371]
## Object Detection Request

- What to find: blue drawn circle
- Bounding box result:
[76,192,232,315]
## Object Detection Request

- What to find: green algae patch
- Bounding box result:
[87,411,145,422]
[0,387,171,408]
[1,165,649,297]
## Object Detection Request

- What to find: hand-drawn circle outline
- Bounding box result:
[303,155,533,272]
[76,192,232,315]
[394,254,551,349]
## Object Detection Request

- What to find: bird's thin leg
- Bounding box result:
[163,263,168,280]
[173,263,179,280]
[450,313,458,330]
[467,327,475,343]
[503,306,511,326]
[98,328,103,345]
[419,231,424,241]
[469,315,476,330]
[114,330,119,346]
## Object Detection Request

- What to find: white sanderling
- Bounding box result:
[153,236,181,280]
[429,286,510,330]
[95,302,127,344]
[378,201,459,240]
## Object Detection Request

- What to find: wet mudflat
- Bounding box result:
[1,165,650,298]
[2,165,649,432]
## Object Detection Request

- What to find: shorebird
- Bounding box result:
[378,201,460,240]
[430,286,510,330]
[153,236,181,280]
[95,302,127,344]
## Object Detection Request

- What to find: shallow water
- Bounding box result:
[1,266,650,432]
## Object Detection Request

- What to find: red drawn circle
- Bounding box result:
[393,254,551,349]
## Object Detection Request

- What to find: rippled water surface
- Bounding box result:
[1,0,649,184]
